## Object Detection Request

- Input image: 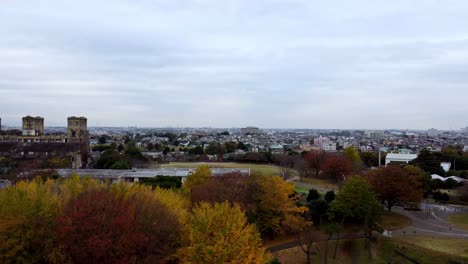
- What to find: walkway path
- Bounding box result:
[391,204,468,239]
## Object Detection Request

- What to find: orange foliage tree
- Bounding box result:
[365,165,424,211]
[321,155,353,182]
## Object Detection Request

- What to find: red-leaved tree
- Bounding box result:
[56,189,180,264]
[321,155,353,182]
[365,165,424,211]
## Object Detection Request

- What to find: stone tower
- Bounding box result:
[22,116,44,136]
[67,116,88,143]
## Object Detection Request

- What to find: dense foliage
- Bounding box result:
[0,174,270,263]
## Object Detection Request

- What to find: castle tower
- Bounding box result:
[22,116,44,136]
[67,116,88,143]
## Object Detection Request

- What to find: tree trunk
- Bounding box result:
[324,238,329,264]
[306,251,311,264]
[333,232,339,259]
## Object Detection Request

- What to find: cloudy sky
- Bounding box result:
[1,0,468,129]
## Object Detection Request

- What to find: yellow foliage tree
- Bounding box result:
[0,178,60,263]
[183,165,212,192]
[180,202,269,264]
[250,175,309,236]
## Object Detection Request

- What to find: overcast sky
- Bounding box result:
[1,0,468,129]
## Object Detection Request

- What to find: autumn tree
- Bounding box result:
[303,150,327,177]
[321,155,353,182]
[343,146,362,171]
[277,154,299,181]
[192,173,308,237]
[249,175,308,236]
[365,165,424,211]
[180,202,269,264]
[191,172,250,209]
[183,165,212,192]
[0,179,59,263]
[56,189,181,264]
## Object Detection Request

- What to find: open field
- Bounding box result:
[379,211,412,230]
[272,239,378,264]
[160,162,283,176]
[293,177,340,193]
[294,185,309,195]
[392,236,468,260]
[448,213,468,231]
[272,237,468,264]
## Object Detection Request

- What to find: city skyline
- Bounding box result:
[1,1,468,129]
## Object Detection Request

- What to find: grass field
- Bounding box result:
[448,213,468,231]
[379,212,412,230]
[273,237,468,264]
[160,162,283,176]
[272,239,376,264]
[294,185,310,195]
[293,177,340,192]
[392,236,468,260]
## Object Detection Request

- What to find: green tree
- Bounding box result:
[306,188,321,202]
[324,191,335,203]
[237,142,249,151]
[139,176,182,189]
[224,141,237,153]
[98,135,107,144]
[188,146,204,155]
[308,199,329,226]
[329,176,382,222]
[147,142,154,150]
[410,150,445,175]
[117,144,125,153]
[328,176,383,257]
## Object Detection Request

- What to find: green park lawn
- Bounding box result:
[294,177,340,192]
[448,213,468,231]
[273,237,468,264]
[160,162,283,176]
[379,211,412,230]
[393,236,468,260]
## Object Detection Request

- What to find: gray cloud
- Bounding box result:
[1,0,468,129]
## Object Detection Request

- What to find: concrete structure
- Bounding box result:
[365,131,384,139]
[67,116,88,143]
[322,142,337,152]
[240,126,260,135]
[270,144,284,153]
[314,136,336,152]
[385,153,418,165]
[427,128,439,138]
[57,168,251,183]
[22,116,44,136]
[440,162,451,172]
[431,174,468,183]
[0,116,89,169]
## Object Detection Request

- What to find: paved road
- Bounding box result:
[267,203,468,253]
[392,204,468,239]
